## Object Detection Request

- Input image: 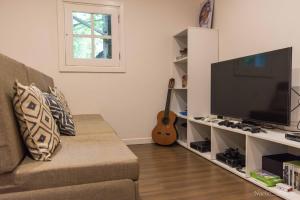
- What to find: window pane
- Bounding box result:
[73,37,92,59]
[72,12,91,35]
[94,38,112,59]
[94,14,112,36]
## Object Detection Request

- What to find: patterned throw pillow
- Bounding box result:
[43,93,75,136]
[13,81,61,161]
[49,86,72,117]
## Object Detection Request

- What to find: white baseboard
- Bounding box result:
[122,137,154,145]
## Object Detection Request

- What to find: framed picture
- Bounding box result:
[199,0,214,28]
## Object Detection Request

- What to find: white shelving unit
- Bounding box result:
[171,27,218,151]
[173,56,187,64]
[170,27,300,200]
[187,118,300,200]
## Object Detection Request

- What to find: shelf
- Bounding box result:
[176,112,188,119]
[248,130,300,149]
[211,160,247,179]
[248,177,300,200]
[173,87,188,90]
[174,56,187,64]
[211,122,300,149]
[189,148,212,160]
[188,117,212,127]
[177,139,188,148]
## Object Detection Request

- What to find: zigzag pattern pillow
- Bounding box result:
[49,86,72,118]
[13,81,61,161]
[44,93,75,136]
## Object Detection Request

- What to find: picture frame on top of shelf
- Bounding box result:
[199,0,214,28]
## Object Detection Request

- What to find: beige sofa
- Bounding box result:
[0,54,139,200]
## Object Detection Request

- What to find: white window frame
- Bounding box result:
[57,0,125,73]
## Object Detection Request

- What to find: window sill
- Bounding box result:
[59,65,126,73]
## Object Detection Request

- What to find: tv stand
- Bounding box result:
[185,117,300,200]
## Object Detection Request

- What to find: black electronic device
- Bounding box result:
[262,153,300,178]
[285,133,300,142]
[194,117,205,120]
[211,47,292,126]
[190,139,211,153]
[218,120,263,133]
[216,148,245,168]
[218,120,234,127]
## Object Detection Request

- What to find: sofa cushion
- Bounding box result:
[43,93,75,136]
[13,82,61,161]
[26,67,54,93]
[9,129,138,191]
[0,54,28,174]
[73,114,115,135]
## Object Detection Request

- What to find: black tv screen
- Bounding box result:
[211,47,292,125]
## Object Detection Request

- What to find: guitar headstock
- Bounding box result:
[168,78,175,89]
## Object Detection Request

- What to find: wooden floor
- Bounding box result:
[129,144,282,200]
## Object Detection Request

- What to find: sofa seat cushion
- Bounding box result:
[8,125,138,192]
[73,114,115,135]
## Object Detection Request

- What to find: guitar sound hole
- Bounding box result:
[162,117,169,125]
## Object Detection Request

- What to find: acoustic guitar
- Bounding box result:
[152,78,177,145]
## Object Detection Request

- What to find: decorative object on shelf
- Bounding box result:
[182,75,187,88]
[179,48,188,56]
[175,48,188,61]
[152,78,177,146]
[199,0,214,28]
[179,110,187,116]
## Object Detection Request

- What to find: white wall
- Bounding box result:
[214,0,300,86]
[0,0,201,141]
[214,0,300,128]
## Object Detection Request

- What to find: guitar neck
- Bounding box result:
[164,88,172,118]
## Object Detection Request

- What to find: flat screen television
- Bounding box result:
[211,47,292,126]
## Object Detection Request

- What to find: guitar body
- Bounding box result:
[152,111,177,145]
[152,78,177,145]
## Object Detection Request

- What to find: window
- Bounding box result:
[57,0,124,72]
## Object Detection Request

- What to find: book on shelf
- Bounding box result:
[283,160,300,191]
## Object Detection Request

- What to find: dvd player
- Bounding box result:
[285,133,300,142]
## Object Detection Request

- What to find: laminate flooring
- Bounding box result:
[129,144,282,200]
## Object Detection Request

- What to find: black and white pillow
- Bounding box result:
[49,86,72,118]
[13,81,61,161]
[43,93,75,136]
